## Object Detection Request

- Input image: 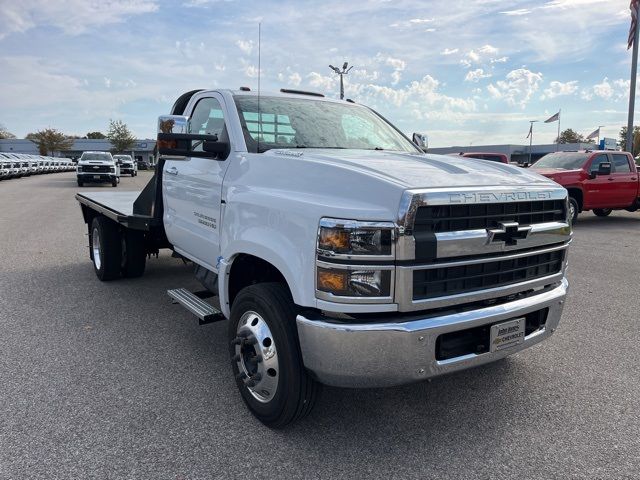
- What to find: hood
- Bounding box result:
[79,159,114,165]
[530,168,581,177]
[265,149,558,189]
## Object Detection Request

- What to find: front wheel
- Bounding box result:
[77,179,83,187]
[111,178,118,187]
[568,197,579,224]
[228,283,320,428]
[593,208,612,217]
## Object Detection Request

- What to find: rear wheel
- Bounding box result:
[568,197,579,224]
[228,283,320,428]
[121,230,146,278]
[91,216,122,281]
[593,208,612,217]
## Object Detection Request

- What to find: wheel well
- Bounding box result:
[227,254,289,307]
[566,188,583,211]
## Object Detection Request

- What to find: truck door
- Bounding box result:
[584,153,615,209]
[162,94,231,271]
[609,153,638,207]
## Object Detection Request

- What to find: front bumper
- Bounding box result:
[77,172,116,182]
[296,278,568,388]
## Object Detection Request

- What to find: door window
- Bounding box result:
[588,154,610,174]
[189,97,226,138]
[611,154,632,173]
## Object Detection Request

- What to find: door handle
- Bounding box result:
[165,167,178,175]
[607,178,615,181]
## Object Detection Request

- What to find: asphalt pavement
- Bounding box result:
[1,171,639,479]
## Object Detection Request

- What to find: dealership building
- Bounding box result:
[0,138,156,164]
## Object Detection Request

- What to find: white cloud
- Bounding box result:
[307,72,337,91]
[0,0,158,39]
[541,80,579,100]
[465,68,492,82]
[581,78,630,101]
[390,17,434,28]
[243,64,260,78]
[288,72,302,87]
[104,77,112,89]
[236,39,254,55]
[461,45,501,68]
[441,48,459,55]
[500,8,531,16]
[487,68,544,108]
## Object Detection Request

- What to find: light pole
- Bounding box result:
[528,120,539,165]
[329,62,353,100]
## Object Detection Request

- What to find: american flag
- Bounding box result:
[629,0,639,50]
[586,127,600,140]
[544,111,560,123]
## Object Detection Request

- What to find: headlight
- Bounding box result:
[317,264,392,298]
[317,218,394,258]
[316,218,395,302]
[110,166,115,172]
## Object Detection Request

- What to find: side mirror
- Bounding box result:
[157,114,228,160]
[597,162,612,176]
[412,132,428,152]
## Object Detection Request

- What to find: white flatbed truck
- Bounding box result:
[76,88,571,427]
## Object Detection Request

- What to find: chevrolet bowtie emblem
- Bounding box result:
[487,221,532,246]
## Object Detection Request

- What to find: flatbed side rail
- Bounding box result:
[76,193,156,231]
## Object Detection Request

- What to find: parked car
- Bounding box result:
[114,155,137,176]
[530,150,640,222]
[459,152,509,164]
[75,88,571,427]
[76,151,119,187]
[137,159,151,170]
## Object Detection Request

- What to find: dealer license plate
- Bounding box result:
[490,318,525,352]
[93,175,101,179]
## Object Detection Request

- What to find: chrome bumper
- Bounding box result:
[297,278,568,388]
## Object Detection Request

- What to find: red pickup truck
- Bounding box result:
[530,150,640,222]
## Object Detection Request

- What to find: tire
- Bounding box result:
[77,179,83,187]
[593,208,612,217]
[228,283,320,428]
[90,216,122,281]
[568,197,579,224]
[111,178,118,187]
[121,230,146,278]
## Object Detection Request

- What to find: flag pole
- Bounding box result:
[627,2,640,153]
[556,109,561,151]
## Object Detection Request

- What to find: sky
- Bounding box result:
[0,0,635,147]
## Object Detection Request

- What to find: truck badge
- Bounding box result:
[486,222,532,246]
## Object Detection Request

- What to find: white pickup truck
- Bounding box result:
[76,88,571,427]
[76,151,120,187]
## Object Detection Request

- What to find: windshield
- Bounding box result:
[80,153,112,161]
[114,155,132,161]
[234,95,420,154]
[532,152,590,170]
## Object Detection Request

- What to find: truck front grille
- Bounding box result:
[412,249,564,300]
[414,200,565,234]
[82,165,111,173]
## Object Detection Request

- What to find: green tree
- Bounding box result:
[0,123,16,139]
[26,128,75,155]
[555,128,585,144]
[618,125,640,156]
[107,120,136,153]
[85,131,106,139]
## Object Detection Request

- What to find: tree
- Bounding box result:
[555,128,585,144]
[26,128,75,155]
[618,125,640,156]
[107,120,136,153]
[0,123,16,139]
[86,131,106,139]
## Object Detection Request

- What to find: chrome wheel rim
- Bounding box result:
[92,227,102,270]
[233,311,279,403]
[569,202,576,221]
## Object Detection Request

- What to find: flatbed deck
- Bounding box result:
[76,191,159,230]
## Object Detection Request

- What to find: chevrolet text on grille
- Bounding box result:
[449,191,554,203]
